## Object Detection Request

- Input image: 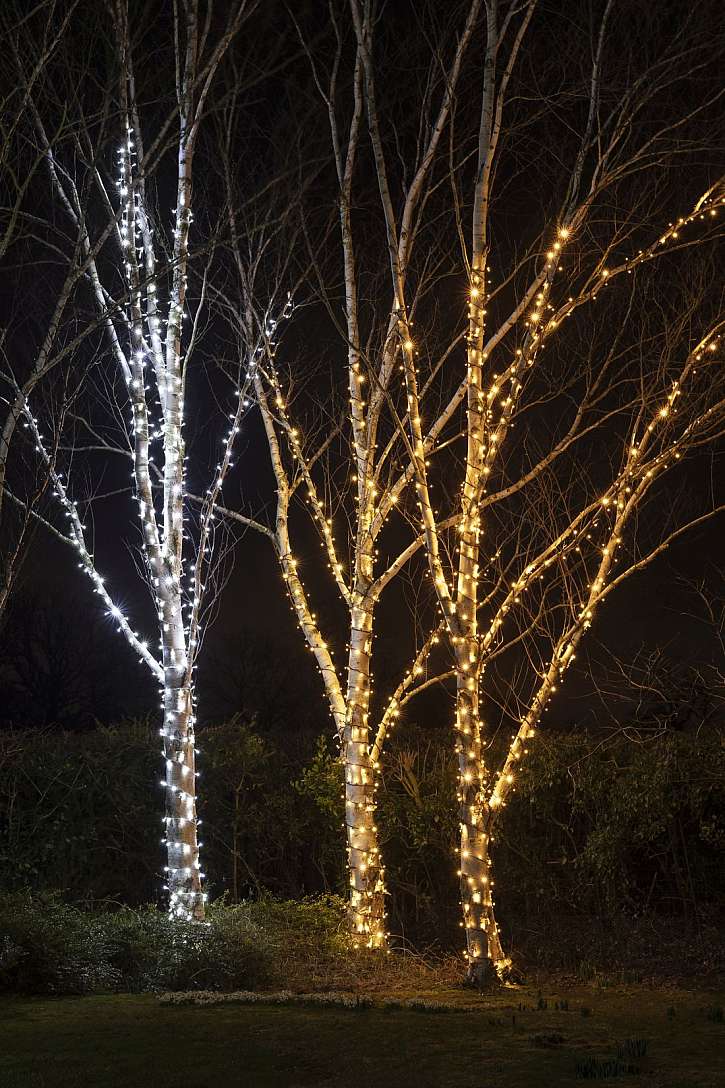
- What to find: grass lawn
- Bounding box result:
[1,984,723,1087]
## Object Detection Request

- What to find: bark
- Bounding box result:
[345,597,385,947]
[455,648,506,981]
[249,315,388,942]
[163,682,204,921]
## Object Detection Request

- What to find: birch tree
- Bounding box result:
[269,0,724,975]
[210,5,489,945]
[403,3,723,979]
[1,0,264,920]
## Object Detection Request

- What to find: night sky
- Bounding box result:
[1,0,723,738]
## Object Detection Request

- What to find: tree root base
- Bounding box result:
[464,956,524,990]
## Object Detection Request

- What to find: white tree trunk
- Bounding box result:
[163,677,204,920]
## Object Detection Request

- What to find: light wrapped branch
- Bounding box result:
[2,0,258,922]
[313,0,725,980]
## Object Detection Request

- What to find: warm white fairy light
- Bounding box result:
[387,170,724,978]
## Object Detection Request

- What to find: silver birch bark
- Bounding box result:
[287,0,725,978]
[211,0,487,944]
[405,3,724,979]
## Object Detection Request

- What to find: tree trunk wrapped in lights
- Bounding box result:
[455,659,505,970]
[213,334,433,945]
[4,0,724,962]
[2,0,260,920]
[271,0,725,979]
[212,9,477,945]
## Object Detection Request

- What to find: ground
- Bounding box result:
[1,984,723,1087]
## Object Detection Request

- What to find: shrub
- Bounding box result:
[575,1056,640,1079]
[240,894,350,956]
[0,891,118,994]
[0,892,299,995]
[99,904,271,993]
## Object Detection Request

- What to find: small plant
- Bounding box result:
[580,1006,592,1018]
[575,1056,640,1079]
[617,1039,649,1059]
[537,996,548,1010]
[666,1007,676,1020]
[532,1032,565,1047]
[704,1005,723,1023]
[302,992,373,1010]
[395,998,465,1013]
